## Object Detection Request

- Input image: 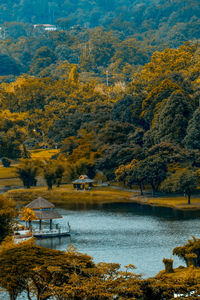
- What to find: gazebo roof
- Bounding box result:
[34,210,62,220]
[26,197,55,209]
[72,174,94,184]
[26,197,62,220]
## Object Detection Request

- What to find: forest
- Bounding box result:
[1,42,200,203]
[2,1,200,298]
[0,0,200,80]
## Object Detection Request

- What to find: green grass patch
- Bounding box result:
[4,185,136,207]
[0,165,17,179]
[31,149,59,159]
[0,178,21,186]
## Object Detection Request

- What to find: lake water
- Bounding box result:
[2,201,200,299]
[35,202,200,278]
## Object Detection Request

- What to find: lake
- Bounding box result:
[35,202,200,278]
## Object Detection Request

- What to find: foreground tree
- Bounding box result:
[0,195,15,243]
[0,240,142,300]
[173,236,200,267]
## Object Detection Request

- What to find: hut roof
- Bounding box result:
[34,210,62,220]
[26,197,55,209]
[72,174,94,184]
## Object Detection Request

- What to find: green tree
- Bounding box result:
[54,161,65,187]
[161,168,198,204]
[184,106,200,150]
[144,90,193,147]
[43,160,57,190]
[136,155,167,195]
[30,46,56,75]
[115,159,144,194]
[141,79,181,127]
[16,159,40,188]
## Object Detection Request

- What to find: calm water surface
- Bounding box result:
[2,201,200,299]
[35,202,200,278]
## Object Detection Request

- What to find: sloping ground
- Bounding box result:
[156,266,200,280]
[152,266,200,298]
[4,185,135,207]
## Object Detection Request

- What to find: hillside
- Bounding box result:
[0,0,199,45]
[0,0,199,80]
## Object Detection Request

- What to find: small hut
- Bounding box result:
[26,197,62,231]
[72,175,94,190]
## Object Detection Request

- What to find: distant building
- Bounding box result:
[0,27,7,39]
[33,24,57,31]
[72,175,94,190]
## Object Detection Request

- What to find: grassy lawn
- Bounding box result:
[4,185,136,207]
[0,178,21,186]
[0,149,58,186]
[31,149,59,159]
[0,165,17,179]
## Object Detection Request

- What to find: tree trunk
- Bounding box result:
[151,183,156,196]
[9,292,17,300]
[47,180,53,190]
[26,285,32,300]
[187,192,191,205]
[139,183,143,195]
[28,220,32,231]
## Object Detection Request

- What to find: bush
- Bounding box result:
[163,258,174,273]
[1,158,11,168]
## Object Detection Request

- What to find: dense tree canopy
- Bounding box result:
[1,38,200,194]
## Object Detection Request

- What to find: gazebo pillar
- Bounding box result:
[39,219,42,231]
[50,219,52,230]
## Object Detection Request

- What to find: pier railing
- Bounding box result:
[32,224,70,234]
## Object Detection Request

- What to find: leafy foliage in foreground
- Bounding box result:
[0,240,142,300]
[2,238,200,299]
[0,195,15,242]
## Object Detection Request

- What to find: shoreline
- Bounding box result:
[3,184,200,211]
[131,194,200,211]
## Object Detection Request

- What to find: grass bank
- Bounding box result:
[0,165,21,187]
[0,165,17,179]
[4,183,200,210]
[4,185,136,207]
[131,194,200,210]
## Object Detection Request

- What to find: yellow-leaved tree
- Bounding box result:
[20,207,38,230]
